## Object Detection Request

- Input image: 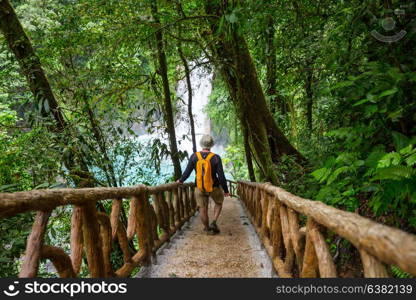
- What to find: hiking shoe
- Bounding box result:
[204,228,215,235]
[209,221,220,234]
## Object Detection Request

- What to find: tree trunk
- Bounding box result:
[84,98,118,187]
[178,45,197,153]
[204,0,305,184]
[305,69,314,133]
[151,0,182,180]
[265,14,280,115]
[242,121,256,182]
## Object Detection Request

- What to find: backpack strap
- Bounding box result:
[196,152,215,162]
[206,152,215,161]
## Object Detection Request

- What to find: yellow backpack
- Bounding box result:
[196,151,215,192]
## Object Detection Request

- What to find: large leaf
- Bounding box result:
[378,88,398,98]
[327,166,351,185]
[377,152,401,168]
[372,166,415,181]
[311,167,329,182]
[392,131,410,151]
[406,154,416,166]
[365,149,387,168]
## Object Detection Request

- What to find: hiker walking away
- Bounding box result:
[177,135,230,234]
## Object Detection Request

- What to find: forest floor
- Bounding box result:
[141,197,274,278]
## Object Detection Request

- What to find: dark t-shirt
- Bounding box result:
[179,151,229,193]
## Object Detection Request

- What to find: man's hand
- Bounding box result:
[224,193,230,197]
[176,180,183,184]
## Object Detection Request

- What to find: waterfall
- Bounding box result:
[176,65,225,155]
[125,64,227,185]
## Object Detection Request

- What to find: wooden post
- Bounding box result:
[280,204,295,274]
[261,189,269,240]
[154,192,168,241]
[266,193,273,231]
[173,187,180,226]
[166,190,175,232]
[252,186,258,219]
[126,197,138,240]
[309,220,337,278]
[190,186,196,212]
[19,210,51,277]
[288,208,304,273]
[116,220,131,263]
[270,196,283,259]
[70,205,83,275]
[81,202,105,277]
[178,187,184,222]
[97,212,114,277]
[152,193,164,233]
[359,249,389,278]
[149,203,160,243]
[136,192,151,265]
[160,192,171,235]
[301,219,319,278]
[110,198,122,240]
[145,195,156,253]
[183,186,190,219]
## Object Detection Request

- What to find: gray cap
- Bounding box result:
[200,134,215,149]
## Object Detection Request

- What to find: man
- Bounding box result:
[177,135,230,235]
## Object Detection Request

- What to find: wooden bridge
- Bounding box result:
[1,180,415,278]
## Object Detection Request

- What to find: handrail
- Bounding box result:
[0,182,196,278]
[2,180,415,278]
[236,181,416,278]
[226,179,237,196]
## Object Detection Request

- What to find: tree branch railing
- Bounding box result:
[227,180,237,197]
[3,180,416,278]
[0,182,197,278]
[235,181,416,278]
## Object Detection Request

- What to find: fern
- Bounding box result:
[327,166,352,185]
[311,167,332,183]
[365,149,387,168]
[377,152,401,168]
[391,265,412,278]
[406,153,416,166]
[372,166,415,181]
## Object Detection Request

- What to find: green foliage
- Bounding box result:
[0,213,33,277]
[311,138,416,227]
[391,265,413,279]
[222,144,248,180]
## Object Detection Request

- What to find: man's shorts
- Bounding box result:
[195,187,224,208]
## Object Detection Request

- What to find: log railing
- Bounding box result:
[236,181,416,278]
[3,179,416,278]
[227,180,237,197]
[0,182,196,278]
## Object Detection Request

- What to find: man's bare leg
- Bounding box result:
[199,203,210,230]
[213,203,222,223]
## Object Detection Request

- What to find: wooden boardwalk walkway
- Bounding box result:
[142,197,274,278]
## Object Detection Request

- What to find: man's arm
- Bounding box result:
[178,153,196,183]
[216,156,229,194]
